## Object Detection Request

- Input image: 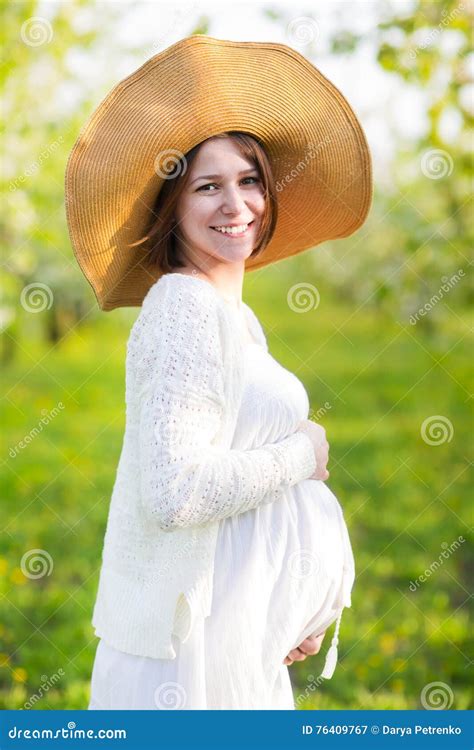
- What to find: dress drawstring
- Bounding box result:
[319,610,343,680]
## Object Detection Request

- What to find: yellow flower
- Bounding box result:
[367,653,382,667]
[379,633,396,655]
[392,658,407,672]
[10,568,27,586]
[12,667,27,683]
[392,678,404,693]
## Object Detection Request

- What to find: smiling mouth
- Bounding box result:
[210,220,255,236]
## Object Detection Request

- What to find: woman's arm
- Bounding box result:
[137,289,316,531]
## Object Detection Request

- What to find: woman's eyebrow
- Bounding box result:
[190,168,258,185]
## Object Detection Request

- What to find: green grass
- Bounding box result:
[1,275,472,710]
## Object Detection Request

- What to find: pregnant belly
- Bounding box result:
[268,479,348,584]
[284,479,355,639]
[211,481,355,681]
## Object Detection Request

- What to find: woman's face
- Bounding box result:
[174,137,266,267]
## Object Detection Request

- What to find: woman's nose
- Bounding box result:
[220,187,248,214]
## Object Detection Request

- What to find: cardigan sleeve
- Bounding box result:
[137,288,316,531]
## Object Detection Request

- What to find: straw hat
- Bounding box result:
[65,35,373,311]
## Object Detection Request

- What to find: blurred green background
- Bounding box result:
[1,0,472,710]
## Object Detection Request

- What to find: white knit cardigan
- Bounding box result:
[91,273,317,659]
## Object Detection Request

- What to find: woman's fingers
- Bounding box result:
[282,631,327,664]
[283,647,308,665]
[297,421,331,480]
[298,632,326,655]
[291,648,307,661]
[315,442,329,480]
[310,437,330,480]
[282,653,301,665]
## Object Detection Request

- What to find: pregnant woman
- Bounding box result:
[65,36,372,709]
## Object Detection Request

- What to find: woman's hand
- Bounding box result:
[296,419,330,481]
[283,631,326,665]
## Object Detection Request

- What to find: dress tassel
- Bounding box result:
[319,610,343,680]
[320,644,338,679]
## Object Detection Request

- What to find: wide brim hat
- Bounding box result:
[65,35,373,311]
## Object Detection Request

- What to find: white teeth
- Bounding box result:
[213,223,249,234]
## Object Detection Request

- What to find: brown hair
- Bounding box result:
[129,131,278,272]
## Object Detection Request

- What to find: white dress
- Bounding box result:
[88,335,355,710]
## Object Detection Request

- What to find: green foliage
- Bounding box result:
[2,0,472,351]
[1,274,471,710]
[319,0,473,322]
[2,0,111,351]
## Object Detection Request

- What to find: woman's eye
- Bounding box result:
[197,176,260,192]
